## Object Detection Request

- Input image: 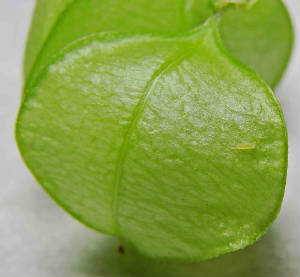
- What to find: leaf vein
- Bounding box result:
[111,48,196,232]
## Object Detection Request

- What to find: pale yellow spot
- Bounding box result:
[235,143,256,150]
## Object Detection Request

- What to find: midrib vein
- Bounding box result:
[112,48,196,231]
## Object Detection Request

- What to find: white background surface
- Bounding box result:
[0,0,299,276]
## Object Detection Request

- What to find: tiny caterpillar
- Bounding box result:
[235,143,256,150]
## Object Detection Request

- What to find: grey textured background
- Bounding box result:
[0,0,299,276]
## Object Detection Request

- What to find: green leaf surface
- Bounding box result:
[16,19,287,260]
[23,0,74,78]
[220,0,293,88]
[23,0,293,89]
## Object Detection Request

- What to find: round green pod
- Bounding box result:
[16,18,287,261]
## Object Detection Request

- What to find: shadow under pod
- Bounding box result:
[73,227,290,277]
